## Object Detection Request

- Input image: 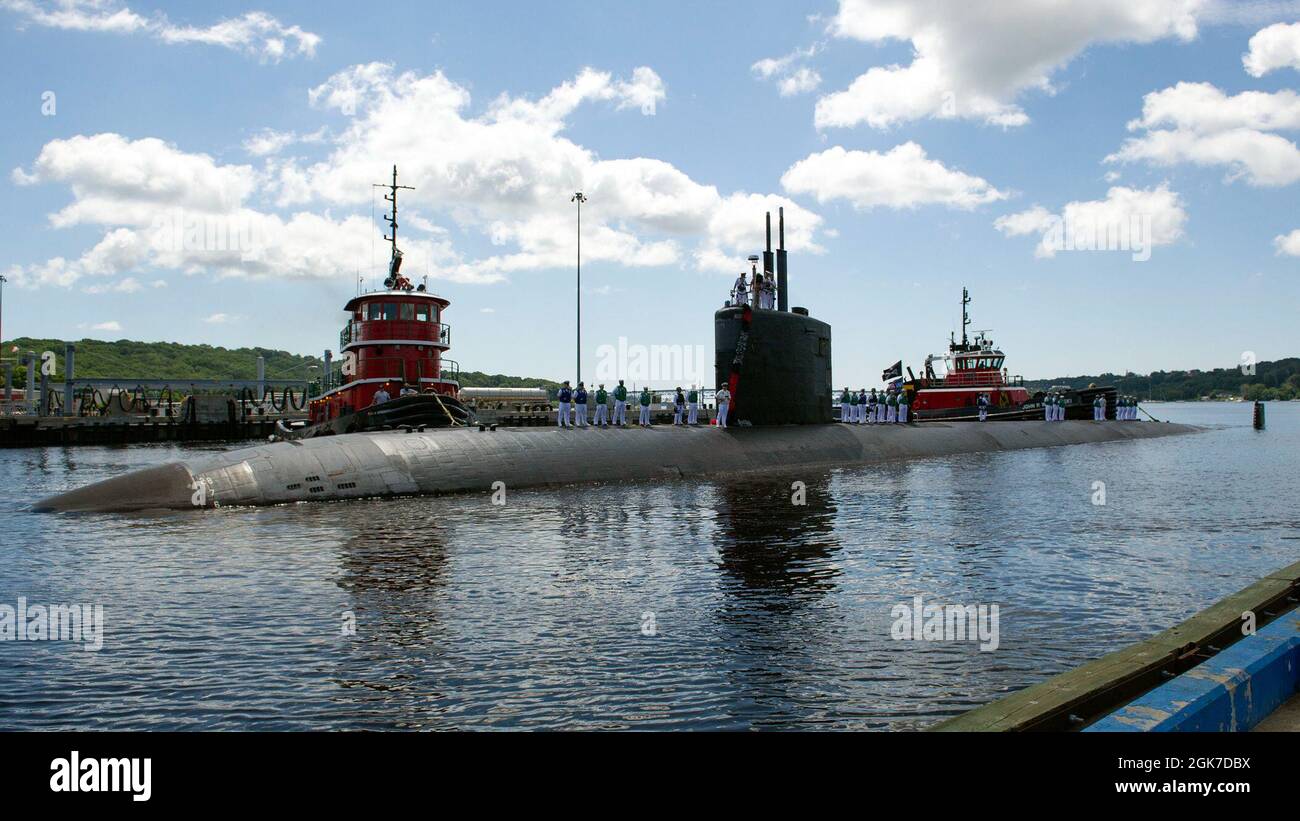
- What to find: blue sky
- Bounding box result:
[1,0,1299,387]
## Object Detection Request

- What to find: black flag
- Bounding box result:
[881,360,902,381]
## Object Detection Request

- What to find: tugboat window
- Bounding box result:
[384,303,398,320]
[400,303,415,321]
[415,306,430,322]
[367,303,382,320]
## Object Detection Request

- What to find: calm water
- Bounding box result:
[1,403,1296,730]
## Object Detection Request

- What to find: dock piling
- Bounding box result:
[63,342,75,418]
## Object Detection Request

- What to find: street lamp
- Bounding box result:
[571,192,586,384]
[0,274,7,353]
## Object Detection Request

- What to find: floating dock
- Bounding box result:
[0,413,301,447]
[34,418,1196,512]
[933,559,1300,732]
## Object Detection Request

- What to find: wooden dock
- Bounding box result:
[0,413,302,447]
[932,559,1300,731]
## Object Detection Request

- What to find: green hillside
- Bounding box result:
[0,337,561,392]
[1024,357,1300,401]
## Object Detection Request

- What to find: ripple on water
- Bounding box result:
[1,403,1297,730]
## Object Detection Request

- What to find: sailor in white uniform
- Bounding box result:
[595,385,609,426]
[613,380,628,427]
[732,273,749,307]
[898,390,909,424]
[574,382,588,427]
[557,381,572,428]
[761,277,775,309]
[715,385,731,428]
[687,387,699,425]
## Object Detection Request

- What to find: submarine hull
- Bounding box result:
[34,421,1199,513]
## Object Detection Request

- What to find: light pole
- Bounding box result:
[571,192,586,384]
[0,274,7,353]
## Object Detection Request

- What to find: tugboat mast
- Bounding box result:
[960,286,971,348]
[374,165,414,281]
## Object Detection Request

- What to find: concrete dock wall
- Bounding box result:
[35,419,1197,513]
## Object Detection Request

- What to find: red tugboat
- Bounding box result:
[291,167,473,437]
[903,289,1114,421]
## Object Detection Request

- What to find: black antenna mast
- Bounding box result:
[960,287,971,347]
[373,165,414,282]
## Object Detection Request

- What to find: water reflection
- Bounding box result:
[712,472,842,603]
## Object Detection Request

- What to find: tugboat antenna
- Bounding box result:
[373,165,414,283]
[961,287,972,347]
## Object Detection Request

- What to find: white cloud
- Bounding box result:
[242,127,327,157]
[995,185,1187,259]
[83,276,143,294]
[89,321,122,331]
[0,1,319,61]
[779,68,822,97]
[288,63,820,277]
[202,312,234,324]
[0,0,146,32]
[780,143,1007,210]
[752,44,823,97]
[815,0,1203,129]
[1276,228,1300,255]
[1244,21,1300,76]
[1106,82,1300,186]
[11,64,826,289]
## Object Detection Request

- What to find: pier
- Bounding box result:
[1,343,309,448]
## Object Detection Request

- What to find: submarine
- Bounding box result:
[34,209,1198,514]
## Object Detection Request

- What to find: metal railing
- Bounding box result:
[340,320,450,349]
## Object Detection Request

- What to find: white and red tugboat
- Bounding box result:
[902,289,1115,421]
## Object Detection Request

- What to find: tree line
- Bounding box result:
[1024,357,1300,401]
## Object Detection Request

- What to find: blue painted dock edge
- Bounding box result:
[1087,610,1300,732]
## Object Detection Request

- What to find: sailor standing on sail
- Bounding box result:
[716,384,731,428]
[761,276,776,310]
[732,271,750,307]
[638,387,652,427]
[557,381,572,428]
[574,382,588,428]
[687,386,699,425]
[613,380,628,427]
[595,384,609,427]
[673,387,686,426]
